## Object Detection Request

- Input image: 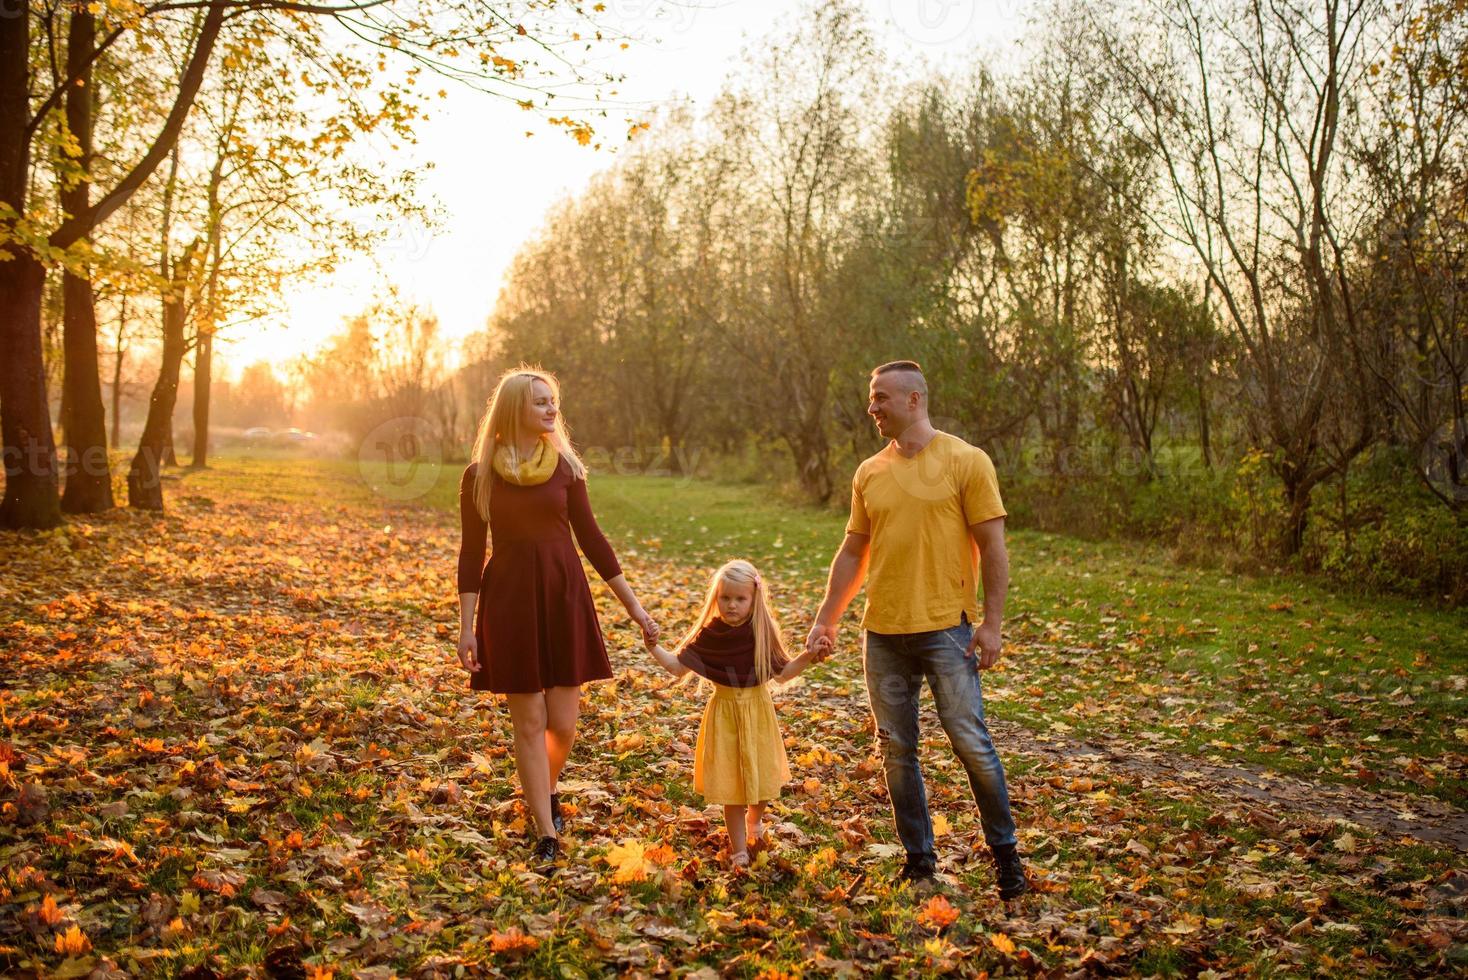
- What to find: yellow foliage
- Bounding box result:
[53,924,91,955]
[916,895,959,931]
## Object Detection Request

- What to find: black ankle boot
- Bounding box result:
[897,852,937,883]
[992,843,1029,900]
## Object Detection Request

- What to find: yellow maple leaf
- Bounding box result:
[803,846,838,877]
[604,839,652,882]
[931,813,952,837]
[991,932,1017,955]
[53,924,91,955]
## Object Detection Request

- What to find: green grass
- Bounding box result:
[174,452,1467,803]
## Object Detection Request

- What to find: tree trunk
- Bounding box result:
[59,6,113,513]
[1197,377,1212,470]
[130,144,194,511]
[111,295,127,449]
[2,1,224,528]
[163,418,178,467]
[191,327,211,468]
[0,10,61,529]
[128,250,194,509]
[0,254,61,529]
[61,271,113,511]
[1280,469,1313,560]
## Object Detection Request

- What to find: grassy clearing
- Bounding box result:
[1,452,1461,976]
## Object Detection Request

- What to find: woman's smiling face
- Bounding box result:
[522,378,558,435]
[715,577,755,626]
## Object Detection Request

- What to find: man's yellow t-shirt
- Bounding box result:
[846,431,1006,634]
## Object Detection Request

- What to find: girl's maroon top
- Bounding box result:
[458,459,622,694]
[677,618,789,688]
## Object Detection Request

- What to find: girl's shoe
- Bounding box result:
[531,835,560,869]
[729,849,751,870]
[549,792,565,835]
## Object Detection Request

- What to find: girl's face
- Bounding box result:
[522,379,558,435]
[715,577,755,626]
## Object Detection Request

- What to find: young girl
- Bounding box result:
[644,560,822,868]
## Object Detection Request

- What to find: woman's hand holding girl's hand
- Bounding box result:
[457,629,480,673]
[633,608,660,647]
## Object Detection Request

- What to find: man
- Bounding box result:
[807,360,1027,898]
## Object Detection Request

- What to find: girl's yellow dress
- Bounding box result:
[678,617,791,805]
[694,682,791,805]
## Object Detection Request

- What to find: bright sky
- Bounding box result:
[219,0,1032,380]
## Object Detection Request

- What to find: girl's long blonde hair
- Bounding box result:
[470,366,587,520]
[678,559,787,684]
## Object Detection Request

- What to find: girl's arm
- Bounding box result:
[646,640,691,678]
[774,648,818,683]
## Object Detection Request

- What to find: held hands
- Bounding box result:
[633,608,660,649]
[805,622,836,662]
[966,619,1003,671]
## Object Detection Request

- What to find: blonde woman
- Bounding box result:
[456,367,659,868]
[644,559,818,868]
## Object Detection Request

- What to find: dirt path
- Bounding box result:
[996,720,1468,851]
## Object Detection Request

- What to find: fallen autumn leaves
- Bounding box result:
[1,460,1463,977]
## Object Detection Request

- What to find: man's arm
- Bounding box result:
[967,516,1008,669]
[807,531,871,656]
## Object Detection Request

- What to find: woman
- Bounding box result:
[456,367,658,866]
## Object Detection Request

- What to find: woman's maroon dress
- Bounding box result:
[457,459,622,693]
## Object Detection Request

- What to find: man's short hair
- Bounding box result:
[871,360,927,396]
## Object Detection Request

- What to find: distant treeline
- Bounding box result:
[471,0,1467,602]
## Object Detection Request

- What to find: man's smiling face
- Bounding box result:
[868,371,922,440]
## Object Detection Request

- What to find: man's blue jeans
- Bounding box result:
[863,615,1018,861]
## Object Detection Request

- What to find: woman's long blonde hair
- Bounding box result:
[470,366,587,520]
[678,559,787,684]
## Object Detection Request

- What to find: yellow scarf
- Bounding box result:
[492,437,560,486]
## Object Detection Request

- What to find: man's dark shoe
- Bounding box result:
[530,835,560,870]
[992,844,1029,900]
[549,792,566,835]
[897,853,937,884]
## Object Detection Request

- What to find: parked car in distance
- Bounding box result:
[272,427,319,446]
[243,427,273,445]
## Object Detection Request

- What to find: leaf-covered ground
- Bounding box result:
[2,454,1464,977]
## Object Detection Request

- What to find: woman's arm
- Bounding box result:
[567,477,658,639]
[456,465,487,672]
[605,574,658,641]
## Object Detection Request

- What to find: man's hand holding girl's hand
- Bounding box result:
[805,623,836,662]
